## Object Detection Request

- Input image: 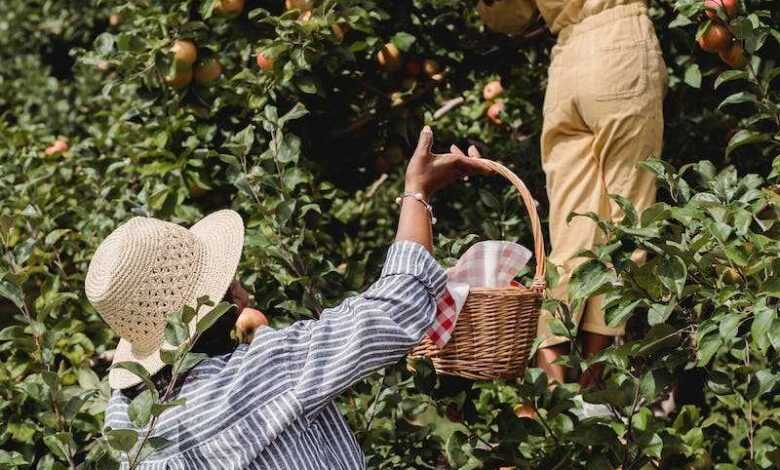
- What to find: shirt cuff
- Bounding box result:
[380,241,447,298]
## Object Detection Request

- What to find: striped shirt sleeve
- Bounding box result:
[284,240,446,418]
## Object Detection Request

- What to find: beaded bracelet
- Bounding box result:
[395,192,437,224]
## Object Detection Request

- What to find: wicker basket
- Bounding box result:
[410,160,546,381]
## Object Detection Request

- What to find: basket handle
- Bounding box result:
[481,159,547,293]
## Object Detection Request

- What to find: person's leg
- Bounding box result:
[578,332,612,388]
[575,10,667,386]
[536,38,603,385]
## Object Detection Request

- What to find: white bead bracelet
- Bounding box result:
[395,192,437,225]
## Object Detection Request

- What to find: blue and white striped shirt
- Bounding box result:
[106,241,447,469]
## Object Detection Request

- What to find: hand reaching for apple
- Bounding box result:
[404,126,494,200]
[235,307,269,344]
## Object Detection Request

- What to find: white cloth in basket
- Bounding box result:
[428,241,532,347]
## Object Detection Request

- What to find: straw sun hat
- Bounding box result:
[85,210,244,389]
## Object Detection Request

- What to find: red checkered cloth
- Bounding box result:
[427,241,532,347]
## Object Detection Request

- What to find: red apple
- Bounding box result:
[697,23,732,53]
[483,80,503,100]
[171,39,197,66]
[285,0,315,11]
[331,22,349,41]
[214,0,245,16]
[256,51,274,71]
[109,14,122,26]
[377,43,402,73]
[194,57,222,83]
[486,101,505,125]
[45,139,69,157]
[705,0,737,18]
[719,42,747,68]
[422,59,441,78]
[236,308,269,342]
[164,67,193,88]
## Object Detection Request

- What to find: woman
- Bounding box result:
[481,0,667,389]
[87,127,492,469]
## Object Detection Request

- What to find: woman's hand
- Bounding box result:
[404,126,494,200]
[395,128,493,252]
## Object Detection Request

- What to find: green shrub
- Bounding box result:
[0,0,779,468]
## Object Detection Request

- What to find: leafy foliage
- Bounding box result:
[1,0,779,468]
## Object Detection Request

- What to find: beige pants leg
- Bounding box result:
[537,4,667,348]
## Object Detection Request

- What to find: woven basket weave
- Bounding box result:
[410,160,546,381]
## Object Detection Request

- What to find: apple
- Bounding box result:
[513,403,536,419]
[404,59,422,77]
[214,0,245,16]
[719,42,747,68]
[705,0,737,18]
[171,39,197,66]
[331,22,349,41]
[109,14,122,26]
[45,139,69,157]
[235,307,269,343]
[164,67,193,88]
[297,9,313,23]
[377,43,402,73]
[483,80,503,101]
[256,51,274,71]
[697,23,732,53]
[285,0,315,11]
[486,101,505,125]
[96,60,111,72]
[194,57,222,83]
[422,59,441,78]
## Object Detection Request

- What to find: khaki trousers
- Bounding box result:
[537,2,667,348]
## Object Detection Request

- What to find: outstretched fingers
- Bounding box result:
[414,125,433,157]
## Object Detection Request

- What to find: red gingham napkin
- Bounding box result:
[428,241,532,347]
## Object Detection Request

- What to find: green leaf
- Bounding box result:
[714,69,749,89]
[43,432,74,462]
[278,103,308,127]
[105,428,138,452]
[128,389,154,428]
[151,398,186,416]
[195,302,232,335]
[200,0,217,19]
[762,278,780,298]
[445,430,469,467]
[684,63,701,89]
[391,32,416,51]
[113,362,155,392]
[0,279,25,310]
[605,298,643,327]
[697,335,722,366]
[751,303,776,352]
[164,311,190,347]
[77,368,101,390]
[648,302,675,326]
[568,260,615,300]
[726,130,769,158]
[94,33,115,56]
[717,92,758,111]
[177,352,208,374]
[638,432,663,459]
[656,256,687,298]
[718,313,741,341]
